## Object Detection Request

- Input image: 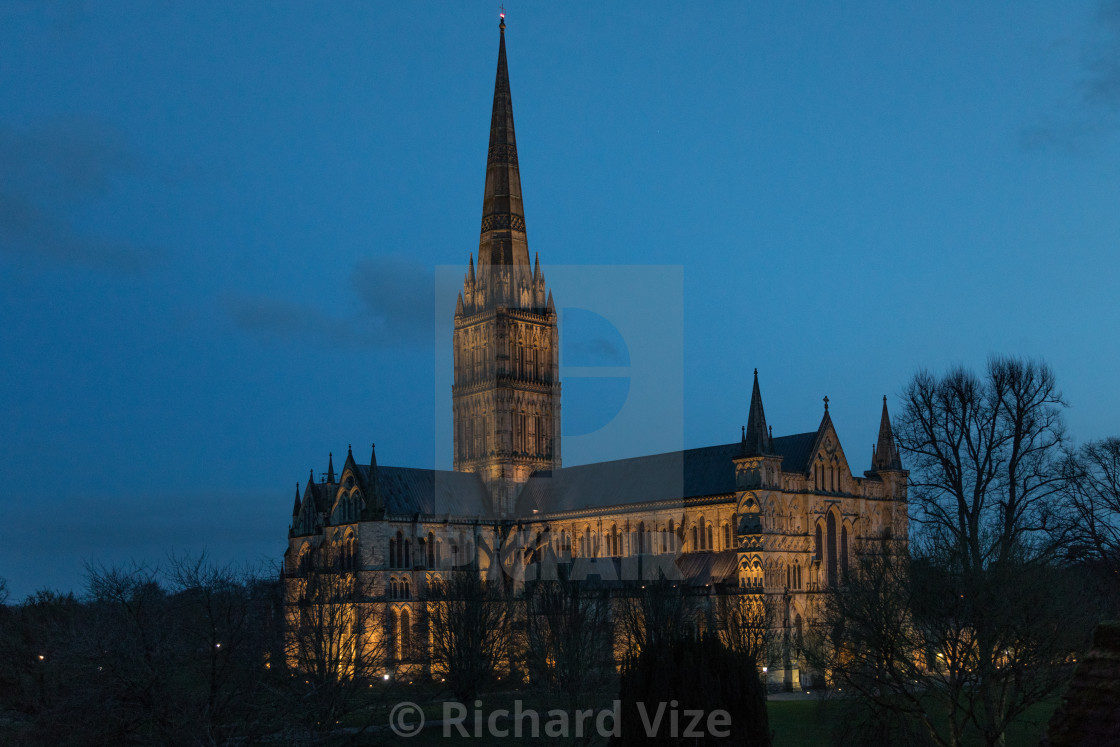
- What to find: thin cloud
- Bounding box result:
[1021,0,1120,153]
[224,255,435,349]
[0,121,162,273]
[566,337,628,366]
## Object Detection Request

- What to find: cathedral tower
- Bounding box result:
[453,17,561,516]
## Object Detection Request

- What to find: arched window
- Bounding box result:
[394,531,406,569]
[345,535,357,571]
[296,546,310,575]
[403,538,411,569]
[390,578,399,599]
[691,525,699,551]
[667,520,675,552]
[841,524,849,580]
[723,524,731,550]
[400,608,411,659]
[814,524,823,563]
[435,538,443,569]
[826,512,838,588]
[402,577,411,600]
[706,524,714,551]
[389,537,397,569]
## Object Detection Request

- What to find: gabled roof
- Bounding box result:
[350,464,491,517]
[516,433,819,515]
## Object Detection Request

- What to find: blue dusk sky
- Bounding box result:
[2,2,1119,599]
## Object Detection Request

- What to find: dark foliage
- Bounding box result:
[615,634,770,746]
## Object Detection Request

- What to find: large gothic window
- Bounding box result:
[814,525,823,563]
[400,608,411,659]
[826,513,838,588]
[841,524,849,580]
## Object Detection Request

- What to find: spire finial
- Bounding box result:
[823,395,829,412]
[873,395,903,471]
[479,3,529,276]
[743,369,770,455]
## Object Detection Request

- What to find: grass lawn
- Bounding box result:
[768,694,1059,747]
[338,689,1059,745]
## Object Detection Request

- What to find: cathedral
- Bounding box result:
[284,17,908,689]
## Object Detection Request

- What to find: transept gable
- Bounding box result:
[806,408,855,492]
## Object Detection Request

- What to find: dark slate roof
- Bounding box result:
[676,549,741,586]
[352,465,492,516]
[774,431,819,475]
[515,433,819,515]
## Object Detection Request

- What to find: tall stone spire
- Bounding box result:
[872,396,903,471]
[453,17,561,516]
[742,369,772,455]
[479,14,529,272]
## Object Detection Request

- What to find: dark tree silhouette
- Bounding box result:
[615,633,770,746]
[422,571,515,704]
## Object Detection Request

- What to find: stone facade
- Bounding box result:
[283,19,908,687]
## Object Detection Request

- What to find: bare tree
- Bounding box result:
[1064,437,1120,599]
[164,554,282,742]
[824,357,1093,747]
[712,589,774,667]
[614,579,696,659]
[422,571,516,704]
[523,575,614,711]
[283,548,392,731]
[897,357,1069,570]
